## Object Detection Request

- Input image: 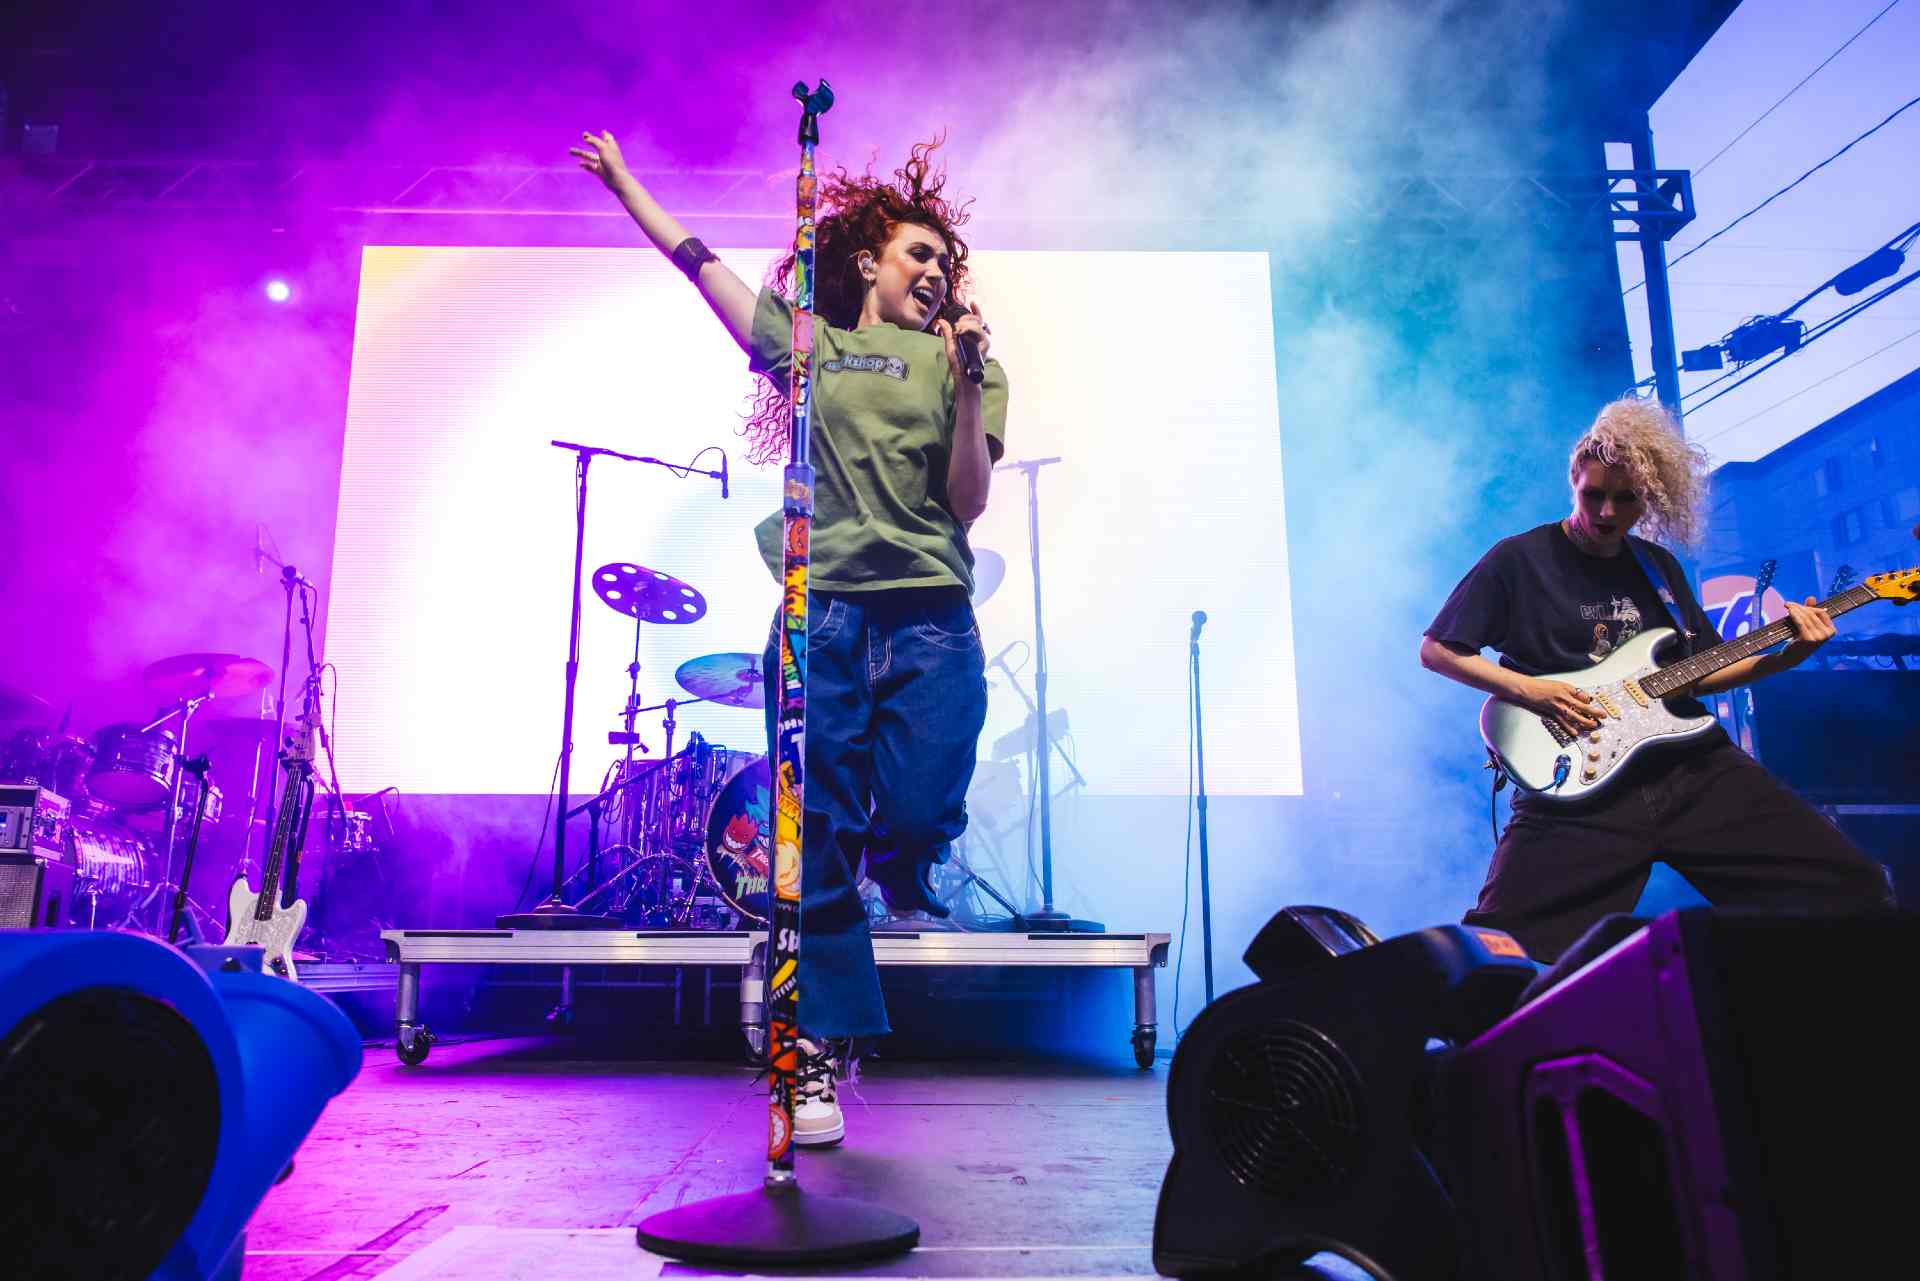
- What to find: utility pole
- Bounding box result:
[1630,117,1686,424]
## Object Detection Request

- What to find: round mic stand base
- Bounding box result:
[637,1185,918,1266]
[495,900,623,931]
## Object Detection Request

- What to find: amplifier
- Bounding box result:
[0,784,70,862]
[0,853,74,927]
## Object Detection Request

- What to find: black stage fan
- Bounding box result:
[1153,909,1537,1281]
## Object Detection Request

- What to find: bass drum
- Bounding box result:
[703,755,774,925]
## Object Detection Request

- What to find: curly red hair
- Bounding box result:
[741,137,973,465]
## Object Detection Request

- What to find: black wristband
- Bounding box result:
[670,237,718,282]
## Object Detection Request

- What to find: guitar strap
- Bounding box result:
[1626,537,1696,655]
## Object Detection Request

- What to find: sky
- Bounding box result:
[1614,0,1920,463]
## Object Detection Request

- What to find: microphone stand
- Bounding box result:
[497,439,723,930]
[637,77,918,1268]
[996,456,1100,933]
[1190,614,1215,1004]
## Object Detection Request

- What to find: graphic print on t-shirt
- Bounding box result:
[1581,594,1642,662]
[822,353,909,380]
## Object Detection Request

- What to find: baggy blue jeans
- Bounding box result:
[762,586,988,1037]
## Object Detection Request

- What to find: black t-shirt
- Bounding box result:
[1425,522,1724,721]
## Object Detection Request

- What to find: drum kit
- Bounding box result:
[0,654,275,931]
[552,559,775,929]
[559,550,1013,930]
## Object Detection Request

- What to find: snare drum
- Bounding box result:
[702,755,773,925]
[88,724,177,807]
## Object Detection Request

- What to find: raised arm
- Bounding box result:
[572,130,759,353]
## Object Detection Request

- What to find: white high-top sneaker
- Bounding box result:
[793,1037,846,1148]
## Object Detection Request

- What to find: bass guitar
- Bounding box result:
[223,712,315,978]
[1481,567,1918,802]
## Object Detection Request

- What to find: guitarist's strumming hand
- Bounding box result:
[1520,677,1600,736]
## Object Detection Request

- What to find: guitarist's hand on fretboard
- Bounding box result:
[1778,596,1837,662]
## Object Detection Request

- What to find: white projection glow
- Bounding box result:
[328,246,1301,796]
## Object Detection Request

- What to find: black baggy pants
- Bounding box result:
[1464,735,1895,962]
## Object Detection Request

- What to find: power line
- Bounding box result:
[1693,0,1907,180]
[1624,93,1920,296]
[1681,266,1919,428]
[1693,321,1920,447]
[1692,268,1918,411]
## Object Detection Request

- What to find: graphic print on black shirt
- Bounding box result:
[1425,522,1724,722]
[1583,594,1643,662]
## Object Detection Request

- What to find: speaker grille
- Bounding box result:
[0,987,221,1281]
[1204,1020,1366,1199]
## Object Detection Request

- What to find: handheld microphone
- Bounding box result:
[719,450,729,499]
[1190,610,1207,643]
[939,303,985,386]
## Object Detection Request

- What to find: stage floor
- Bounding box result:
[242,1037,1364,1281]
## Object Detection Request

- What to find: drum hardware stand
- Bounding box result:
[993,455,1101,933]
[638,77,920,1268]
[609,610,653,850]
[135,694,216,940]
[570,695,713,908]
[940,847,1028,927]
[498,439,724,932]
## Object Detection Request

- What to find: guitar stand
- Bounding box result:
[167,756,217,944]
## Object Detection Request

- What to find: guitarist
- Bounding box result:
[1419,397,1893,962]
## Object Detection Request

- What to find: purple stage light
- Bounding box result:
[264,279,292,303]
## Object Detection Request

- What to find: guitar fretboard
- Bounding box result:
[1641,583,1876,698]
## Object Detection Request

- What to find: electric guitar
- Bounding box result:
[224,713,315,978]
[1480,567,1919,803]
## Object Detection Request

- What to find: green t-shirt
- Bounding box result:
[748,288,1009,593]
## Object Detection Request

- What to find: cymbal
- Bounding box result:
[971,548,1006,607]
[675,652,765,709]
[0,682,52,724]
[591,564,708,624]
[143,653,273,701]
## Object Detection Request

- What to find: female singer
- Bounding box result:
[575,130,1007,1146]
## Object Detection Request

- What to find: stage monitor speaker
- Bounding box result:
[1154,913,1536,1281]
[1438,908,1919,1281]
[0,853,74,927]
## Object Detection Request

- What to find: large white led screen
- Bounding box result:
[327,246,1301,796]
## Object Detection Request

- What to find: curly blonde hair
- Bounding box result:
[1568,397,1713,548]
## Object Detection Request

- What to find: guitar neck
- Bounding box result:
[255,759,312,921]
[1642,583,1878,697]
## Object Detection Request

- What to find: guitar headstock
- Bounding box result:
[1754,557,1778,596]
[1863,567,1920,605]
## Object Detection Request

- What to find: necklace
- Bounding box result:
[1561,517,1622,558]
